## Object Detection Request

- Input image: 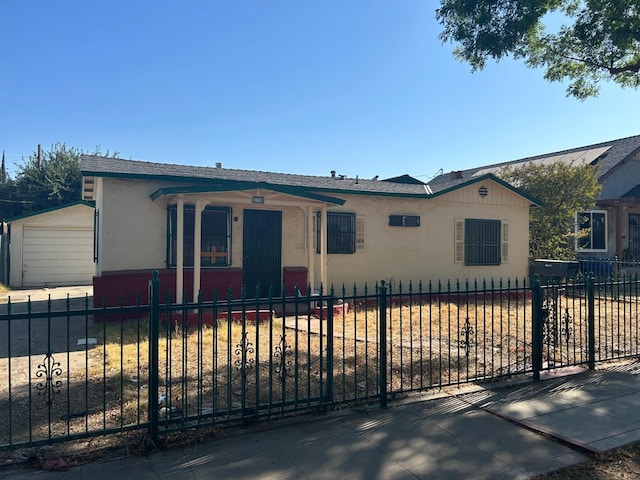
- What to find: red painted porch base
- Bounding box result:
[93,268,244,308]
[93,267,308,310]
[162,310,275,327]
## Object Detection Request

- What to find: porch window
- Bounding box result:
[455,219,502,266]
[317,212,356,254]
[576,210,607,252]
[167,205,231,267]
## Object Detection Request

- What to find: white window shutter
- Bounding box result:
[501,221,509,263]
[356,215,365,252]
[454,219,464,263]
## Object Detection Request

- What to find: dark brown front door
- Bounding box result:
[242,209,282,298]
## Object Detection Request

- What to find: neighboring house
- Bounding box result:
[428,134,640,261]
[80,156,537,306]
[7,202,95,287]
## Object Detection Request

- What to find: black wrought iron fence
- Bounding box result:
[577,256,640,281]
[532,274,640,375]
[1,270,640,450]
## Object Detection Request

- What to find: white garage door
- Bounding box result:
[22,227,95,287]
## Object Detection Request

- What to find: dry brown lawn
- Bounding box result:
[1,290,640,456]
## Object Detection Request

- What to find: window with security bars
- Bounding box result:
[167,204,231,267]
[389,215,420,227]
[455,218,503,266]
[317,212,356,254]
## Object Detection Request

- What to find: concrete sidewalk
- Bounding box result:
[3,363,640,479]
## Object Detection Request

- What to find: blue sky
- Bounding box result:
[1,1,637,181]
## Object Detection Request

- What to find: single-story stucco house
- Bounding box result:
[7,201,95,287]
[80,156,537,306]
[428,134,640,261]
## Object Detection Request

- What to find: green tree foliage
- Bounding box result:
[498,161,601,259]
[0,143,117,220]
[14,143,83,215]
[436,0,640,99]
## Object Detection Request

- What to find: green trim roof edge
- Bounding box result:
[150,183,346,205]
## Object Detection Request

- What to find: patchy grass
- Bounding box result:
[0,283,11,303]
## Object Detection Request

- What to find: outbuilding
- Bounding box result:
[8,201,95,287]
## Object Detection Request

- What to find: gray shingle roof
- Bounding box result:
[623,184,640,199]
[427,134,640,193]
[80,155,435,196]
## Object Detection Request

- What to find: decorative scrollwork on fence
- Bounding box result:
[273,335,293,381]
[459,318,474,357]
[542,287,559,346]
[234,333,255,377]
[35,353,63,406]
[561,307,573,344]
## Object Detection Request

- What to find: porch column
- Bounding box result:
[193,199,205,303]
[307,206,315,292]
[176,197,184,304]
[320,205,327,289]
[95,177,104,276]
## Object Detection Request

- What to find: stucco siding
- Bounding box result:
[97,177,530,290]
[279,205,308,266]
[319,181,530,288]
[99,178,313,272]
[100,178,167,271]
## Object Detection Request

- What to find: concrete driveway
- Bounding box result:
[0,286,95,358]
[0,285,93,306]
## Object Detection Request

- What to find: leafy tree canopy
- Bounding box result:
[498,161,601,259]
[0,143,117,220]
[15,143,83,215]
[437,0,640,99]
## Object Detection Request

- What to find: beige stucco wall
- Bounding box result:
[97,177,531,288]
[316,180,531,289]
[98,178,314,272]
[99,178,167,271]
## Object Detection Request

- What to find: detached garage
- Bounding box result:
[8,202,95,287]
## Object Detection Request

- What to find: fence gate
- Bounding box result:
[533,276,597,378]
